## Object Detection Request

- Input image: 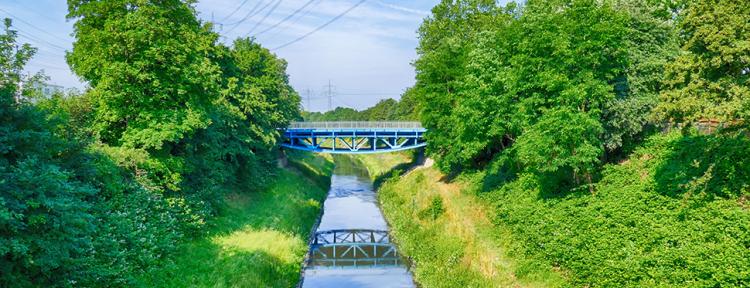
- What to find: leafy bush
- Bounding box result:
[516,108,603,191]
[654,130,750,199]
[485,132,750,287]
[0,157,96,287]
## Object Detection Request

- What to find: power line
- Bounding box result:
[16,33,68,57]
[27,60,70,71]
[223,0,267,25]
[244,0,283,36]
[0,8,70,50]
[254,0,316,36]
[12,28,68,52]
[0,8,71,45]
[223,0,269,34]
[219,0,251,22]
[271,0,366,51]
[333,97,357,110]
[264,0,322,43]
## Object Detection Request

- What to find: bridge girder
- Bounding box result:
[282,123,427,154]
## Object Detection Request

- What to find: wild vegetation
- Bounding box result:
[3,0,749,286]
[135,152,333,287]
[363,0,749,287]
[367,129,750,287]
[372,159,565,288]
[1,0,302,285]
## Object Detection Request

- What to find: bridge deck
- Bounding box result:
[282,121,426,153]
[288,121,424,130]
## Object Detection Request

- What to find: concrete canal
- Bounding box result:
[300,156,414,287]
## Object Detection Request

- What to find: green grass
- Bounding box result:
[359,130,750,287]
[372,161,564,288]
[350,151,412,181]
[134,153,333,287]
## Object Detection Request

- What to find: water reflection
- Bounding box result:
[301,156,414,288]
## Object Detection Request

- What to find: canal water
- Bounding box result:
[301,156,415,288]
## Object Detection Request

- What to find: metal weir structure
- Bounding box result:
[282,121,426,154]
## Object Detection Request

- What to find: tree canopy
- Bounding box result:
[410,0,688,187]
[1,0,301,285]
[655,0,750,124]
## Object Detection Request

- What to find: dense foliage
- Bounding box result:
[373,130,750,287]
[484,131,750,287]
[412,0,746,185]
[655,0,750,124]
[135,152,333,287]
[1,19,96,285]
[414,0,681,177]
[1,0,300,285]
[403,0,750,286]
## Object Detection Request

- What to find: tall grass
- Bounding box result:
[366,130,750,287]
[134,153,333,287]
[355,152,563,287]
[376,165,564,287]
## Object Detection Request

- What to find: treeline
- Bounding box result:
[399,0,749,286]
[1,0,299,286]
[302,88,419,121]
[412,0,748,185]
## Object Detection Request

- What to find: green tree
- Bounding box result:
[603,0,679,152]
[414,0,504,172]
[0,18,95,287]
[182,38,300,193]
[362,98,398,120]
[66,0,226,193]
[516,108,603,192]
[413,0,678,180]
[393,87,420,120]
[655,0,750,125]
[66,0,221,150]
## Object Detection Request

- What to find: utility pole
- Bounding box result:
[305,88,311,111]
[327,80,333,111]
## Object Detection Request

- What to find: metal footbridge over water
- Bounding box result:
[282,121,426,154]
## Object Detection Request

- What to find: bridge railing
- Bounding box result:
[288,121,423,130]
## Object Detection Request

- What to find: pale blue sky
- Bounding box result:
[1,0,441,111]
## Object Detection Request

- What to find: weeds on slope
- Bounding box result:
[135,153,333,287]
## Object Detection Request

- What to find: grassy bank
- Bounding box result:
[362,154,563,287]
[135,152,333,287]
[361,130,750,287]
[480,131,750,287]
[351,151,412,180]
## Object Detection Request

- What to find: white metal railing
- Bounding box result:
[288,121,423,129]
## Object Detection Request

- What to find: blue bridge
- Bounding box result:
[282,121,426,154]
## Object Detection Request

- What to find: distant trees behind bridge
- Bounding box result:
[302,88,419,122]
